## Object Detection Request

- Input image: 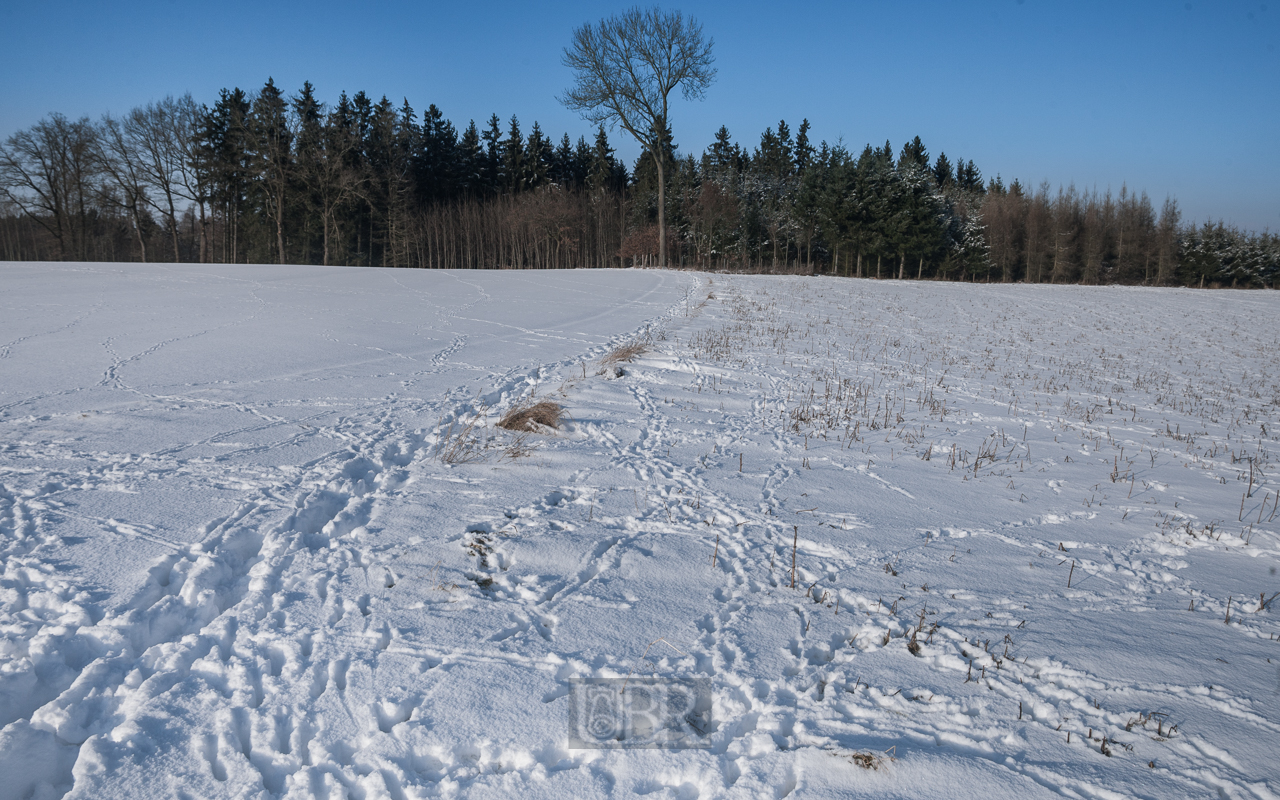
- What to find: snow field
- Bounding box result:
[1,263,1278,798]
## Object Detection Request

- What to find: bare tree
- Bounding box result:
[157,94,212,263]
[561,6,715,267]
[128,96,199,262]
[95,114,152,261]
[0,113,99,260]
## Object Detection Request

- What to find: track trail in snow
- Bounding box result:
[2,266,1278,798]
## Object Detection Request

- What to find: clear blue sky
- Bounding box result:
[2,0,1276,231]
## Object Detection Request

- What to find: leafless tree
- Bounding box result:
[95,114,152,261]
[127,96,200,262]
[0,113,100,260]
[561,6,715,267]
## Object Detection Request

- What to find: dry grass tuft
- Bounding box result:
[599,341,647,365]
[434,405,490,464]
[498,400,564,433]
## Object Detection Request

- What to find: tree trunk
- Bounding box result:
[322,212,331,266]
[166,192,180,262]
[131,199,147,263]
[654,151,666,268]
[277,190,286,265]
[198,202,209,263]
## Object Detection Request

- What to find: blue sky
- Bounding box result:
[2,0,1276,231]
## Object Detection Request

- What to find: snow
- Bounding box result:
[2,262,1279,799]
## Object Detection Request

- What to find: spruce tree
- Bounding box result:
[898,136,928,173]
[248,77,293,263]
[552,133,574,187]
[523,122,551,190]
[481,114,503,195]
[707,125,736,174]
[291,81,324,263]
[503,115,523,193]
[573,135,592,187]
[456,120,483,196]
[418,104,458,203]
[587,126,621,193]
[932,152,953,188]
[794,119,813,175]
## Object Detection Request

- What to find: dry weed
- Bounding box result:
[499,430,538,461]
[434,405,490,464]
[498,400,564,433]
[599,341,647,365]
[835,747,896,770]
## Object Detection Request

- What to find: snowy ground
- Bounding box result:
[1,263,1278,800]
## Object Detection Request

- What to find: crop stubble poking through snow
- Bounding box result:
[0,263,1278,799]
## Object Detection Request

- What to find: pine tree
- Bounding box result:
[956,159,984,194]
[248,78,293,264]
[932,152,953,188]
[573,135,592,187]
[291,81,324,263]
[456,120,483,196]
[503,115,524,193]
[551,133,575,187]
[481,114,503,195]
[418,103,458,203]
[794,119,814,175]
[587,126,622,193]
[195,87,251,262]
[523,121,551,190]
[707,125,737,175]
[898,136,928,173]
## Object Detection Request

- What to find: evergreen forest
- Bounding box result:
[1,79,1276,287]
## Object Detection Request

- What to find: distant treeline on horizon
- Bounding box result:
[1,78,1276,287]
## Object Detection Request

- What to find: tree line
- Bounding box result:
[2,78,1276,287]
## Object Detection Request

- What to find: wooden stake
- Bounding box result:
[1067,560,1076,588]
[712,534,719,568]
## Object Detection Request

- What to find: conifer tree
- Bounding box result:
[898,136,929,173]
[523,122,552,190]
[794,119,813,175]
[456,120,484,196]
[503,116,524,193]
[481,114,503,195]
[932,152,953,188]
[587,126,622,193]
[418,104,458,203]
